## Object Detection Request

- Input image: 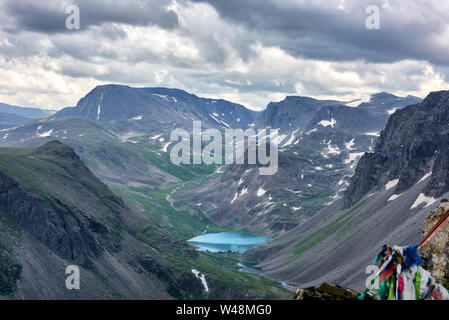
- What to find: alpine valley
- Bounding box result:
[3,84,449,299]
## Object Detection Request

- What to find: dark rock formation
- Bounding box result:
[344,90,449,208]
[294,283,361,300]
[257,96,342,131]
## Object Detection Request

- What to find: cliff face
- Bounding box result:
[420,200,449,287]
[0,141,123,266]
[0,172,104,264]
[344,90,449,208]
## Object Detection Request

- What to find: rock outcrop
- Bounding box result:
[295,283,361,300]
[0,247,22,296]
[420,200,449,287]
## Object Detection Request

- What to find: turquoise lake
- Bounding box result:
[187,232,270,253]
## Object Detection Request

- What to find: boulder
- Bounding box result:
[420,199,449,287]
[295,282,361,300]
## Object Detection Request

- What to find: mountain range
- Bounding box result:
[171,92,421,235]
[243,90,449,291]
[54,84,260,132]
[0,103,55,130]
[2,84,446,299]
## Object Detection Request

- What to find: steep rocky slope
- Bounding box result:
[345,91,449,208]
[242,90,449,290]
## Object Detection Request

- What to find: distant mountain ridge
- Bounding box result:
[54,84,261,131]
[0,112,34,130]
[173,92,422,235]
[257,96,343,132]
[0,102,56,130]
[0,102,55,118]
[357,92,421,115]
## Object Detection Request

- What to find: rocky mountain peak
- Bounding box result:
[54,84,259,130]
[344,90,449,208]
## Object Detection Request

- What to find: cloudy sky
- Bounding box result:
[0,0,448,110]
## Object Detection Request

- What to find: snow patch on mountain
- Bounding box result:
[152,94,169,101]
[191,269,209,293]
[411,193,438,209]
[281,131,297,147]
[345,138,356,150]
[305,128,318,135]
[231,187,248,203]
[385,179,399,190]
[37,129,54,138]
[388,193,404,201]
[387,107,399,115]
[318,118,336,128]
[162,142,172,152]
[418,171,432,183]
[96,92,103,121]
[323,140,340,156]
[344,152,364,169]
[257,187,266,197]
[345,96,371,107]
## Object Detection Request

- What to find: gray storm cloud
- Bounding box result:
[3,0,179,33]
[192,0,449,67]
[0,0,447,110]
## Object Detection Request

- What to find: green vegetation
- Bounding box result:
[289,200,368,259]
[130,221,292,299]
[0,241,22,296]
[115,186,212,240]
[0,140,292,299]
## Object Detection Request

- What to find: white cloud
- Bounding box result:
[0,0,447,110]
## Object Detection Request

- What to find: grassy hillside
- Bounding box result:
[0,141,291,299]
